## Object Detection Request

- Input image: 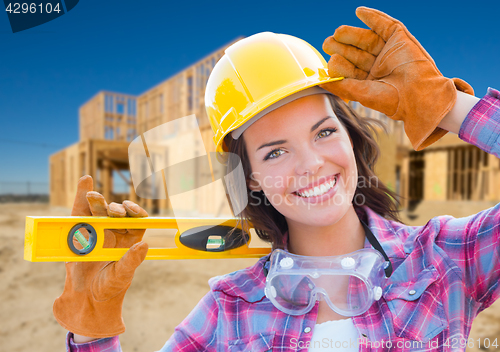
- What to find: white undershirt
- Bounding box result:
[308,318,360,351]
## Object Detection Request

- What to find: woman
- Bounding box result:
[55,7,500,351]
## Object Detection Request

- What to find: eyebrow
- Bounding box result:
[256,116,335,151]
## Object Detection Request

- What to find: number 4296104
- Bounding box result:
[5,3,61,14]
[443,337,498,349]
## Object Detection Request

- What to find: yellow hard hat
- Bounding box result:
[205,32,343,153]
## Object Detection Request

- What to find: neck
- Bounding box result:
[286,205,365,256]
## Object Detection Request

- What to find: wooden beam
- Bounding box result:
[447,148,454,200]
[457,148,463,201]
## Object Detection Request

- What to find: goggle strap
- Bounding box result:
[361,220,393,277]
[263,258,270,276]
[262,221,394,278]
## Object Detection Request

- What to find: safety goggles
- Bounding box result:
[264,221,392,317]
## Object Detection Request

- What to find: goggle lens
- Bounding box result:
[268,274,372,316]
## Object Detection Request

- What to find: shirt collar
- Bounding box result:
[209,255,269,303]
[357,206,406,261]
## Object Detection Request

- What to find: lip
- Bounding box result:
[293,174,339,194]
[291,174,340,204]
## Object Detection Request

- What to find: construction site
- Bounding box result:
[3,37,497,352]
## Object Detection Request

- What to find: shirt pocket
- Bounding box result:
[384,264,448,343]
[228,332,275,352]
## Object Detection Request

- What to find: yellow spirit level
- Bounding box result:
[24,216,271,262]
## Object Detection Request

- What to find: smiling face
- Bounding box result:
[243,93,358,231]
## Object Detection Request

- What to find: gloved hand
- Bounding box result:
[53,175,149,338]
[321,6,474,151]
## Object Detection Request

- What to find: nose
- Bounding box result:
[294,146,324,176]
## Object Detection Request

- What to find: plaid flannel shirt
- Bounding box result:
[68,88,500,351]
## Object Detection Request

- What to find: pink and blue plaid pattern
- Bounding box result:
[67,333,121,351]
[459,88,500,156]
[68,89,500,351]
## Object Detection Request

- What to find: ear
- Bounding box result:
[247,173,262,192]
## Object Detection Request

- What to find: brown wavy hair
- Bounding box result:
[224,94,403,249]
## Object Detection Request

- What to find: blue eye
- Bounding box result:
[316,128,337,140]
[265,148,285,160]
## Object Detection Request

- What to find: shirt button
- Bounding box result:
[409,289,417,295]
[304,327,311,333]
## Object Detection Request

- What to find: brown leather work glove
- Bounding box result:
[53,175,149,338]
[321,6,474,151]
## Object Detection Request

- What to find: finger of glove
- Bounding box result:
[114,228,146,248]
[328,54,368,80]
[103,229,117,248]
[110,201,146,247]
[324,39,376,73]
[119,201,148,246]
[92,241,148,301]
[85,192,117,248]
[106,202,128,244]
[123,200,149,218]
[331,25,385,56]
[71,176,93,216]
[356,7,437,71]
[86,191,108,216]
[108,202,127,217]
[356,7,401,43]
[320,79,398,117]
[452,77,474,96]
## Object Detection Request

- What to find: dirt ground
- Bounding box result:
[1,202,499,351]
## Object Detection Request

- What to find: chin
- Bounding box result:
[286,202,353,228]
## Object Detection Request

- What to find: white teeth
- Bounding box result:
[297,176,338,198]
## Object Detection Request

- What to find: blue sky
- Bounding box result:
[1,0,499,189]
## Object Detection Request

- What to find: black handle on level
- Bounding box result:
[179,225,249,252]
